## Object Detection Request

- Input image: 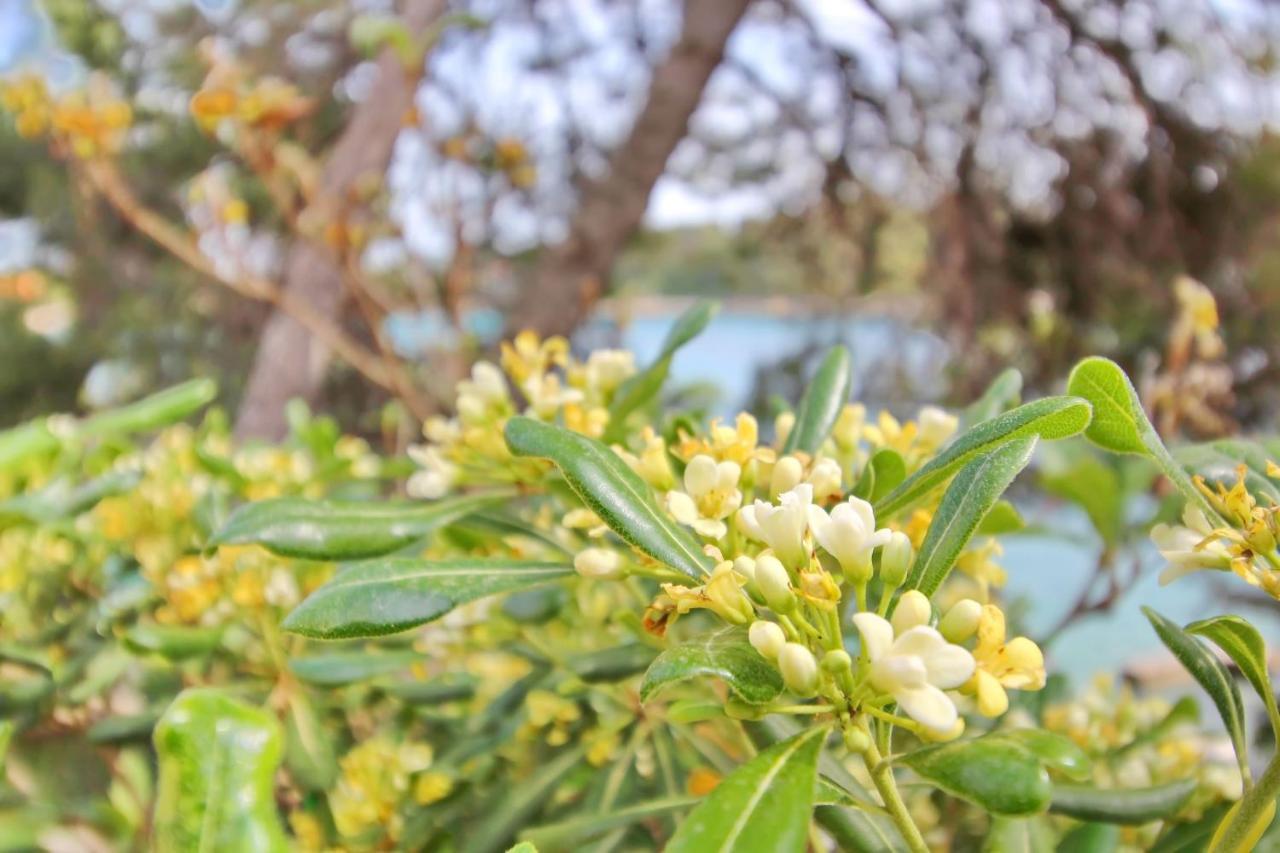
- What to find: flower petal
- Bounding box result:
[895,684,959,731]
[853,612,894,661]
[693,518,728,540]
[666,491,699,525]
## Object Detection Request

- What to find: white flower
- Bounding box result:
[779,642,819,695]
[407,445,457,499]
[1152,506,1232,585]
[917,406,958,449]
[853,612,975,732]
[666,454,743,539]
[738,484,813,568]
[807,497,892,580]
[770,456,804,498]
[749,620,786,660]
[891,590,932,634]
[574,547,623,579]
[584,349,636,395]
[807,457,844,502]
[456,361,509,422]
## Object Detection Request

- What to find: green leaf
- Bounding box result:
[989,729,1091,781]
[0,720,12,769]
[152,688,288,853]
[860,449,907,505]
[520,796,695,849]
[123,624,223,660]
[1067,358,1216,521]
[0,469,141,527]
[1143,608,1248,778]
[87,712,161,744]
[463,745,585,853]
[282,558,572,639]
[876,396,1090,520]
[782,345,853,455]
[639,628,783,706]
[605,301,718,440]
[815,806,911,853]
[287,650,421,686]
[1058,823,1120,853]
[283,692,337,790]
[1186,614,1280,736]
[0,420,59,472]
[567,644,658,684]
[983,817,1054,852]
[78,378,217,438]
[1176,440,1280,504]
[1039,451,1123,546]
[1152,803,1231,853]
[962,368,1024,428]
[977,500,1026,536]
[505,417,713,579]
[208,491,512,560]
[383,674,477,705]
[665,726,826,853]
[1048,779,1198,825]
[905,436,1038,597]
[901,736,1052,816]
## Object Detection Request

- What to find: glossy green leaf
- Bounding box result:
[782,345,853,455]
[284,692,337,790]
[905,436,1038,597]
[876,396,1090,520]
[288,650,420,686]
[815,805,911,853]
[1039,451,1123,546]
[862,449,907,504]
[1152,803,1231,853]
[1049,779,1198,825]
[983,817,1054,852]
[567,644,658,683]
[962,368,1024,428]
[665,726,826,853]
[1177,440,1280,504]
[78,378,217,438]
[1067,358,1217,520]
[463,745,585,853]
[1143,608,1248,776]
[208,490,511,560]
[521,796,695,848]
[0,469,141,527]
[505,417,713,579]
[605,301,718,439]
[1186,614,1279,733]
[152,688,288,853]
[977,500,1026,536]
[87,712,160,744]
[1113,696,1199,758]
[902,736,1052,816]
[640,629,783,706]
[989,729,1091,781]
[383,674,478,705]
[1058,823,1120,853]
[283,557,572,639]
[123,624,223,660]
[0,420,59,472]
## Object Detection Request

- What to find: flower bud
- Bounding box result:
[726,698,767,720]
[778,643,819,695]
[667,699,724,724]
[939,598,983,643]
[749,620,786,660]
[821,648,853,675]
[842,726,871,752]
[775,411,795,447]
[573,547,623,579]
[891,590,932,634]
[732,555,757,583]
[879,531,913,588]
[920,717,965,742]
[754,554,795,614]
[770,455,804,497]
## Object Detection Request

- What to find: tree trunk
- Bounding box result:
[505,0,753,338]
[234,0,445,440]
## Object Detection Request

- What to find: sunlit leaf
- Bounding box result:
[901,735,1052,816]
[640,628,783,705]
[782,345,852,455]
[1048,779,1198,825]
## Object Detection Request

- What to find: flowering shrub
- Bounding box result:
[0,303,1277,851]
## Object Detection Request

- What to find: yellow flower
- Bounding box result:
[665,454,742,539]
[614,426,675,490]
[953,538,1007,597]
[413,771,454,805]
[659,561,754,625]
[501,330,569,384]
[864,411,917,455]
[966,605,1045,717]
[675,413,768,466]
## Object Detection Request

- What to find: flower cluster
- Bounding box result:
[1,72,132,157]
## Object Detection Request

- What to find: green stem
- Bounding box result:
[861,734,928,853]
[1212,751,1280,852]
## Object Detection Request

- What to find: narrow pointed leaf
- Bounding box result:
[1143,608,1248,774]
[152,689,288,852]
[1177,440,1280,504]
[640,628,783,705]
[288,650,421,686]
[1058,823,1120,853]
[665,726,826,853]
[463,745,585,853]
[983,817,1054,852]
[283,692,337,790]
[1067,358,1217,521]
[567,644,658,683]
[282,558,572,639]
[78,378,217,437]
[782,345,853,454]
[505,417,713,579]
[815,806,911,853]
[208,491,512,560]
[520,796,696,849]
[876,396,1090,520]
[901,736,1052,816]
[0,420,59,471]
[605,300,718,439]
[989,729,1091,781]
[1186,614,1279,729]
[123,624,224,660]
[1048,778,1198,824]
[865,449,906,504]
[905,436,1038,597]
[962,368,1023,428]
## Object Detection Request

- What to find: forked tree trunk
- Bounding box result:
[505,0,754,338]
[234,0,445,440]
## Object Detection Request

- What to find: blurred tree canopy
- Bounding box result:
[3,0,1280,434]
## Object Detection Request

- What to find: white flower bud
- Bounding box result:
[918,406,958,448]
[749,620,786,660]
[891,590,932,634]
[770,455,804,497]
[754,554,795,614]
[573,548,622,579]
[732,555,757,583]
[821,648,853,675]
[807,457,844,502]
[939,599,984,643]
[879,531,914,588]
[779,643,819,695]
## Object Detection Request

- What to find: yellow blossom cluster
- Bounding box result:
[1,72,131,158]
[328,737,437,845]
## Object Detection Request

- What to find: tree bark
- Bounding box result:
[234,0,445,440]
[505,0,753,338]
